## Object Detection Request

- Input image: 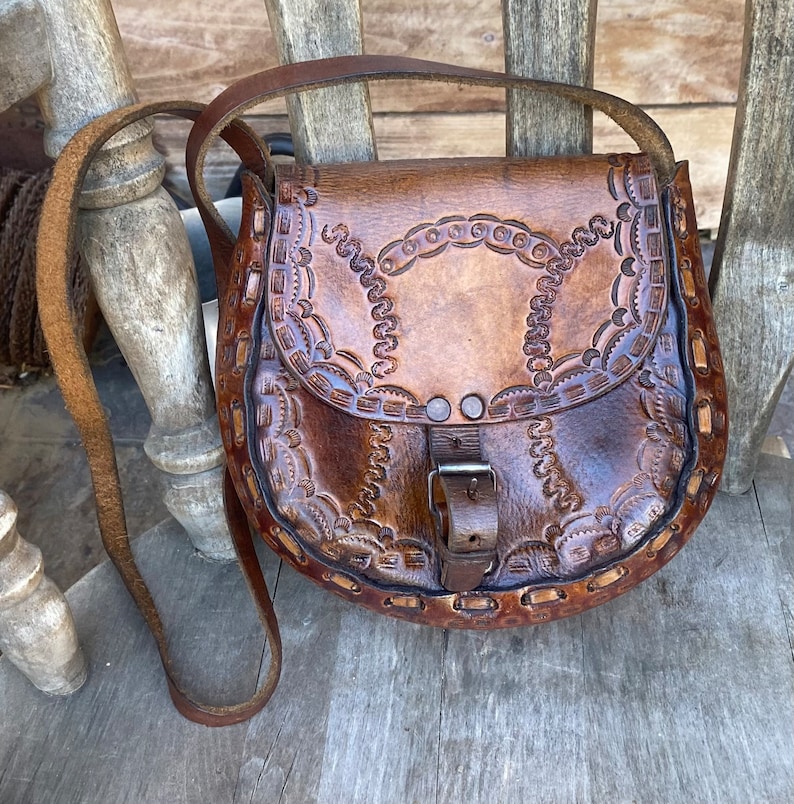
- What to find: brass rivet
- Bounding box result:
[461,394,485,420]
[426,396,452,422]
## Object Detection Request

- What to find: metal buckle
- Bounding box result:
[427,462,497,521]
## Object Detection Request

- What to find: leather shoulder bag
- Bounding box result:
[36,56,727,725]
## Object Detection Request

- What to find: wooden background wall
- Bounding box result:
[112,0,744,231]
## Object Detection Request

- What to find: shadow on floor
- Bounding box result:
[0,325,168,589]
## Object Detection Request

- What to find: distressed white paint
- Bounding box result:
[0,491,86,695]
[33,0,235,557]
[0,0,52,112]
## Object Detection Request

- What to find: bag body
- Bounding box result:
[216,150,726,628]
[38,56,727,723]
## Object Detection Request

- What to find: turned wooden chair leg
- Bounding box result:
[34,0,235,557]
[710,0,794,494]
[0,3,87,696]
[0,489,87,695]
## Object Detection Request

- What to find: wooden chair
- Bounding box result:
[0,0,238,693]
[709,0,794,492]
[0,0,792,801]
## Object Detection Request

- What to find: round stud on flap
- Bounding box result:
[461,394,485,420]
[426,396,452,422]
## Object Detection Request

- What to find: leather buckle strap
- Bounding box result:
[428,427,498,592]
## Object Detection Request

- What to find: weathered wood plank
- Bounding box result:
[157,105,734,231]
[231,563,347,804]
[594,0,743,105]
[755,457,794,563]
[234,563,445,803]
[1,459,791,803]
[262,0,375,163]
[313,609,443,803]
[709,0,794,493]
[439,621,590,803]
[437,458,794,803]
[0,519,279,803]
[753,455,794,620]
[503,0,596,156]
[113,0,744,109]
[581,482,794,803]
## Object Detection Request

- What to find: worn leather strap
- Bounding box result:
[185,55,677,260]
[429,426,498,592]
[35,101,281,727]
[36,56,678,724]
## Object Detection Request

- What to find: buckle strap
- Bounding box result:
[428,426,498,592]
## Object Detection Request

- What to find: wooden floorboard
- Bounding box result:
[439,620,589,803]
[581,480,794,804]
[1,457,792,803]
[313,608,443,804]
[0,520,271,804]
[234,564,446,804]
[754,455,794,671]
[231,564,345,804]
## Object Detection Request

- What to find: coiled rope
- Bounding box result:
[0,166,93,369]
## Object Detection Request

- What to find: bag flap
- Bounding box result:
[264,153,668,426]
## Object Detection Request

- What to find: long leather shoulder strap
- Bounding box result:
[35,56,678,726]
[35,101,281,727]
[184,55,677,269]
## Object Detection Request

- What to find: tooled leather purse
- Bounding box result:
[37,56,727,725]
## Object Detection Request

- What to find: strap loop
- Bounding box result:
[428,426,498,591]
[185,55,677,271]
[36,101,281,726]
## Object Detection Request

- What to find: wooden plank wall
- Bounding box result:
[113,0,744,230]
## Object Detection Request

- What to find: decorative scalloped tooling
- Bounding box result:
[213,161,727,629]
[266,155,669,427]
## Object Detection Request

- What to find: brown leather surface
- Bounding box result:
[267,154,667,426]
[215,160,727,629]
